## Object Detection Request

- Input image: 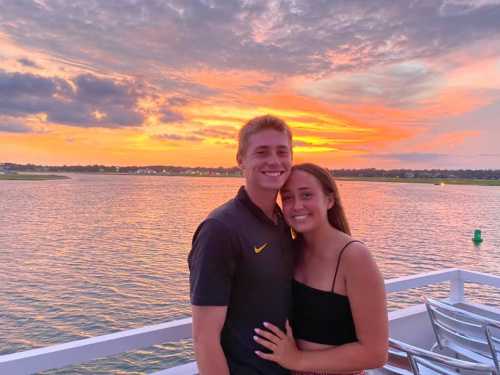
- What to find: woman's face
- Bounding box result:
[281,169,333,233]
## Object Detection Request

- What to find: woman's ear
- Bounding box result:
[327,193,334,209]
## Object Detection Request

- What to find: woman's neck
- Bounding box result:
[302,223,348,259]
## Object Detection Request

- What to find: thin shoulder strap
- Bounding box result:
[331,240,363,292]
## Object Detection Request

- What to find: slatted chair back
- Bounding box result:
[425,298,500,373]
[388,338,497,375]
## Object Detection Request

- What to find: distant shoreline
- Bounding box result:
[0,174,69,181]
[335,176,500,186]
[2,171,499,186]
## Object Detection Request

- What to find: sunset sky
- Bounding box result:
[1,0,500,169]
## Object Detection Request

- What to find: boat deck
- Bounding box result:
[1,268,499,375]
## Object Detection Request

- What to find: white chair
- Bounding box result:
[425,297,500,373]
[387,338,496,375]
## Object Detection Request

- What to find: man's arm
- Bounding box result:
[192,305,230,375]
[188,218,238,375]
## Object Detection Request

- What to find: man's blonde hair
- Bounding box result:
[237,115,292,161]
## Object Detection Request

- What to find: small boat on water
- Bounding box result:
[1,268,499,375]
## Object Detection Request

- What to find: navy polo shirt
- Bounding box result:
[188,186,294,375]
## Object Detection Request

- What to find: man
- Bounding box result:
[188,115,294,374]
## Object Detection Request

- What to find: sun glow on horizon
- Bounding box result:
[1,2,500,168]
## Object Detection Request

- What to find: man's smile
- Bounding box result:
[262,171,285,177]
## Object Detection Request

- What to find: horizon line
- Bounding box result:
[2,162,500,172]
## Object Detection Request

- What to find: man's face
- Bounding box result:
[238,129,292,192]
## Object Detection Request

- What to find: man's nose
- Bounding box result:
[267,151,280,165]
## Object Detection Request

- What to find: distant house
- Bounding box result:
[136,168,157,174]
[0,167,17,175]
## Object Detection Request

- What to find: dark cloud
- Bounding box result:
[75,74,135,106]
[17,58,39,68]
[361,153,448,162]
[166,96,189,107]
[0,121,32,133]
[153,133,203,142]
[0,70,144,128]
[439,0,500,17]
[2,1,500,78]
[0,71,60,98]
[159,108,184,123]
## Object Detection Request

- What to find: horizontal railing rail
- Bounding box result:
[0,318,192,375]
[1,269,499,374]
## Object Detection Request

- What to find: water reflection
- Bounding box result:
[0,175,499,373]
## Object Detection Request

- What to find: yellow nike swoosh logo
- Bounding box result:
[254,243,268,254]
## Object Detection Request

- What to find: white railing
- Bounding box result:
[1,269,499,375]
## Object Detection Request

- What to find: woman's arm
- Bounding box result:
[255,242,388,373]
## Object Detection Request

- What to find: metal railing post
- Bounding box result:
[448,270,465,303]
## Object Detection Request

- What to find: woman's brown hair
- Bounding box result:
[291,163,351,235]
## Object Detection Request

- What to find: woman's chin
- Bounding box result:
[291,222,313,234]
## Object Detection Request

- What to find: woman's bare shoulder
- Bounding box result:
[342,240,378,270]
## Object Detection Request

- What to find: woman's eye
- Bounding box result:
[302,192,312,199]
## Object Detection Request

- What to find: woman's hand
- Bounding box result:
[253,320,302,370]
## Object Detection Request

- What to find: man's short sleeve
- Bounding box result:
[188,218,238,306]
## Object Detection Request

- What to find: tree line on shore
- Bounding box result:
[2,163,500,180]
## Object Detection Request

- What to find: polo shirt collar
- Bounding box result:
[236,186,284,227]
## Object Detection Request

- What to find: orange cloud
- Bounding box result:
[416,131,481,153]
[2,35,499,168]
[174,68,274,92]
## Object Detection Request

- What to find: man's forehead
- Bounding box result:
[248,130,291,148]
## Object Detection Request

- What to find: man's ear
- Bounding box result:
[237,153,244,169]
[237,154,246,178]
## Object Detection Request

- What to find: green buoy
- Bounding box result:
[472,229,483,244]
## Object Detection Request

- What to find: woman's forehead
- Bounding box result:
[283,170,319,188]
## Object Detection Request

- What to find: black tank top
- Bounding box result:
[290,240,360,345]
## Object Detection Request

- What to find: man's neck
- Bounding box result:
[244,184,278,222]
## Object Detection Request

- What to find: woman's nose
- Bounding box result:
[293,199,303,210]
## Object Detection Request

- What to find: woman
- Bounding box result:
[253,163,388,375]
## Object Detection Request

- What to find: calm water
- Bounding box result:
[1,174,499,374]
